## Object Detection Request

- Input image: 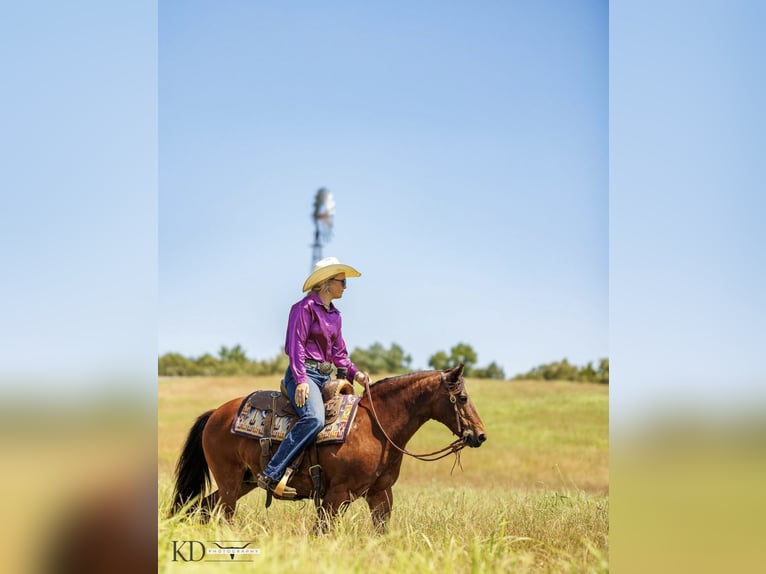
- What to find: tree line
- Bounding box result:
[158,342,608,383]
[511,357,609,384]
[158,344,289,377]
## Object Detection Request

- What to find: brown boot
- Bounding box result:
[256,473,297,500]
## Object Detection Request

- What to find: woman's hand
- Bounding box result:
[354,371,371,386]
[295,382,309,408]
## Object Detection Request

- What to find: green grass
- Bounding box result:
[158,376,608,573]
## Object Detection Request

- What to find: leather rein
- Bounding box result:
[362,373,468,462]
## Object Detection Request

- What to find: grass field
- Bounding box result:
[158,375,608,573]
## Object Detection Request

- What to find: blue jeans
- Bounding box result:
[262,365,329,482]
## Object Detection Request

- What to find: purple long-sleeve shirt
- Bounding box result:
[284,292,359,385]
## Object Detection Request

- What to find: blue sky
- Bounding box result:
[158,0,609,376]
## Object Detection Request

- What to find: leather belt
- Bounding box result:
[305,359,333,375]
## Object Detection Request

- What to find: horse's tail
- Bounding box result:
[170,410,213,515]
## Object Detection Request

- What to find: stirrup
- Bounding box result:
[273,467,297,499]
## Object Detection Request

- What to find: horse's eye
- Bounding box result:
[457,395,468,404]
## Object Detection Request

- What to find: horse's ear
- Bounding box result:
[446,363,464,381]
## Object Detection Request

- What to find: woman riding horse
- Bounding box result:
[170,363,487,531]
[256,256,371,497]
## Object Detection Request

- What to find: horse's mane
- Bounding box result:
[369,370,439,388]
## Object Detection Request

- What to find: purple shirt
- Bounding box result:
[284,292,358,385]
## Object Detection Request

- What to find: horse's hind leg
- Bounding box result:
[365,487,393,532]
[195,482,253,522]
[207,461,247,520]
[198,491,220,522]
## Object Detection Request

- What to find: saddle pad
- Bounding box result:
[231,393,361,445]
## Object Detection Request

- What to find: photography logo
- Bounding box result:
[171,540,261,562]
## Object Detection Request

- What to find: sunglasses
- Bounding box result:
[329,277,347,287]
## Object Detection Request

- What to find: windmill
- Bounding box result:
[311,187,335,268]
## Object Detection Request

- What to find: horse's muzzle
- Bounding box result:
[462,430,487,448]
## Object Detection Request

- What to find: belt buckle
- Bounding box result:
[318,361,333,375]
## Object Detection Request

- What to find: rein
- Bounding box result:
[362,373,467,462]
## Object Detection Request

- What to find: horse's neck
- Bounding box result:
[368,373,438,445]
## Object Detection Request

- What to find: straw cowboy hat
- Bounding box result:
[302,256,362,292]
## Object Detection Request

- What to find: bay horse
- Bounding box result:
[169,363,486,531]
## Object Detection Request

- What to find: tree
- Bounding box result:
[473,361,506,380]
[158,353,193,376]
[580,361,597,383]
[351,342,412,374]
[219,344,248,364]
[427,350,450,371]
[428,343,478,375]
[266,350,289,375]
[596,358,609,384]
[548,358,578,381]
[383,343,412,373]
[194,353,220,376]
[449,342,478,375]
[350,342,386,374]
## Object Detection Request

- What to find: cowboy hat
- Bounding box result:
[302,256,361,292]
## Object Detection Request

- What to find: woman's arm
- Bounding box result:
[285,300,312,384]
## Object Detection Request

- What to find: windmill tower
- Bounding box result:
[311,187,335,268]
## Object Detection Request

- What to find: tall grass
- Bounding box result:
[158,376,608,572]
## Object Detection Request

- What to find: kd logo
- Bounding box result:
[172,540,206,562]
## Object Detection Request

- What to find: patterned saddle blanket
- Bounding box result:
[230,386,361,445]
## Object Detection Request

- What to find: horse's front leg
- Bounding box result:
[365,487,393,533]
[315,489,352,535]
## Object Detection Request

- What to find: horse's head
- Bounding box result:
[434,364,487,448]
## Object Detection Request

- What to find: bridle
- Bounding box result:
[362,373,469,462]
